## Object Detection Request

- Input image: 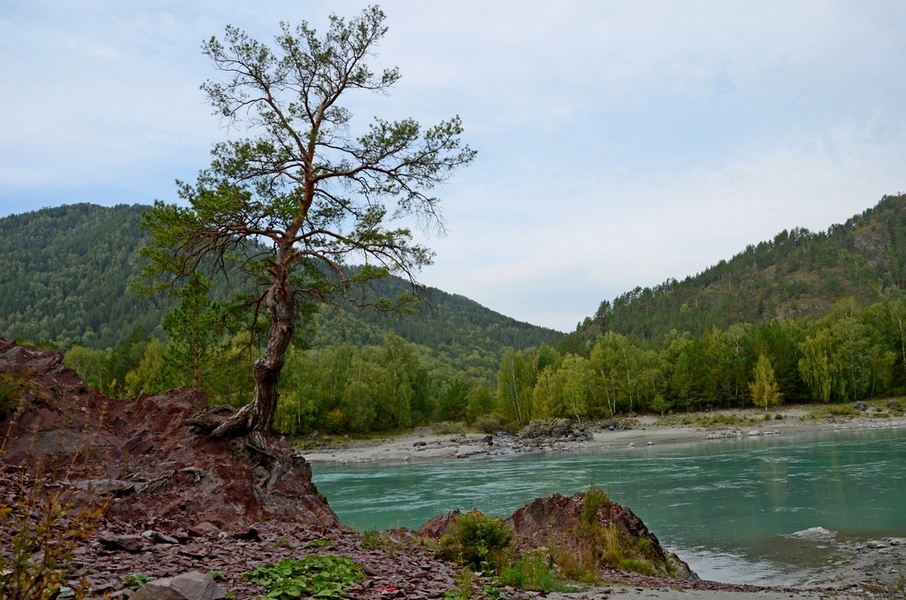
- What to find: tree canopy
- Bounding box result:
[139,6,475,443]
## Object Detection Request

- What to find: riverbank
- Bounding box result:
[301,406,906,598]
[299,405,906,465]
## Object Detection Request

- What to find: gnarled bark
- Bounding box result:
[211,285,294,446]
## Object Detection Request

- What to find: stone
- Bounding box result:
[142,530,180,544]
[855,401,869,412]
[133,571,225,600]
[188,521,221,537]
[888,400,902,409]
[98,532,145,553]
[233,526,260,540]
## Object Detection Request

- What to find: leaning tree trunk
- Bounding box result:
[211,284,295,447]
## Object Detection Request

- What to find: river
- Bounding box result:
[311,428,906,585]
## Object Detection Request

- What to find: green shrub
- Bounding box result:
[242,556,364,600]
[825,404,860,417]
[0,371,31,421]
[473,415,504,434]
[498,549,563,591]
[361,530,389,550]
[437,510,513,573]
[545,483,661,582]
[580,483,609,528]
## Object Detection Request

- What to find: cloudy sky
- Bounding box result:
[2,1,905,332]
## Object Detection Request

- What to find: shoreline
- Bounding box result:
[299,408,906,598]
[299,406,906,465]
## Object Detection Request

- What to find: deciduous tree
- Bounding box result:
[749,354,782,411]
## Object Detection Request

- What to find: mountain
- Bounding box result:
[0,204,168,348]
[0,203,561,382]
[578,193,906,343]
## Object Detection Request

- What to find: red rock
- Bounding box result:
[98,532,145,553]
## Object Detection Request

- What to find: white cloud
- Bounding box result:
[2,1,906,331]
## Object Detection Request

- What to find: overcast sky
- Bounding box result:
[2,1,905,332]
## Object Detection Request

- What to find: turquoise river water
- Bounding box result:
[311,428,906,585]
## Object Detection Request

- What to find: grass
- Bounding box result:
[662,412,761,428]
[498,549,569,592]
[433,421,468,435]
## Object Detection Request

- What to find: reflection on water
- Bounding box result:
[312,428,906,585]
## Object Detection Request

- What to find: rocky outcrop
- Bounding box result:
[0,337,337,532]
[506,492,697,580]
[419,491,698,581]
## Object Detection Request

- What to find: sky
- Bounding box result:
[2,1,905,332]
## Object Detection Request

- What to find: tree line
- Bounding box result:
[489,293,906,427]
[62,290,906,437]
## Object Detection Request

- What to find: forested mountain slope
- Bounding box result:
[0,204,169,348]
[579,193,906,342]
[0,204,561,375]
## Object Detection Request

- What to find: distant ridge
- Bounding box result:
[578,193,906,342]
[0,203,561,384]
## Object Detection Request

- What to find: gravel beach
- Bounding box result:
[300,407,906,465]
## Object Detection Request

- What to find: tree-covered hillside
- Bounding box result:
[578,193,906,343]
[0,203,561,385]
[0,204,169,348]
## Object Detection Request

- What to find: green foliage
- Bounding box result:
[442,568,474,600]
[0,202,559,423]
[437,510,514,574]
[137,7,478,436]
[0,371,31,421]
[813,404,861,418]
[749,354,782,411]
[496,350,534,427]
[498,549,564,591]
[578,193,906,343]
[360,530,390,551]
[241,556,364,600]
[0,204,171,349]
[543,484,663,582]
[161,273,224,390]
[472,414,506,434]
[465,386,495,424]
[579,483,609,528]
[124,573,152,591]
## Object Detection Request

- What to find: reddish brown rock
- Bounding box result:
[0,337,338,533]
